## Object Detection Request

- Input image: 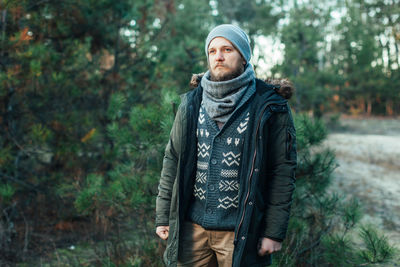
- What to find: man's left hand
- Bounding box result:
[257,237,282,256]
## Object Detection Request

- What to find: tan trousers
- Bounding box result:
[178,221,235,267]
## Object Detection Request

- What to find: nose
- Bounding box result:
[215,50,224,61]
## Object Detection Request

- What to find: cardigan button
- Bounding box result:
[241,236,246,240]
[215,137,221,143]
[249,201,253,206]
[211,159,217,165]
[254,168,259,172]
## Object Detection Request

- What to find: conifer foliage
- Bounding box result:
[1,0,210,264]
[270,115,395,266]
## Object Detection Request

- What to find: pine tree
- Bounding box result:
[0,0,210,263]
[271,114,396,266]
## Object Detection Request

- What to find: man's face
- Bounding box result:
[208,37,246,82]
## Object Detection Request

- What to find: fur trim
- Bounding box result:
[190,73,205,88]
[264,78,295,100]
[189,73,295,99]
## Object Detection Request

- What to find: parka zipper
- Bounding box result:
[234,101,285,244]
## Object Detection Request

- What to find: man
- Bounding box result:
[156,24,296,267]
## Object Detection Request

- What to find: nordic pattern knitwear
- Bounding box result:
[205,24,252,63]
[187,88,254,230]
[201,63,255,124]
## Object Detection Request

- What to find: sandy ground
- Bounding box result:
[324,118,400,252]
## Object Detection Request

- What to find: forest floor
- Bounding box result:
[324,116,400,263]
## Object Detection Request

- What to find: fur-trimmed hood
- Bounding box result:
[190,73,295,100]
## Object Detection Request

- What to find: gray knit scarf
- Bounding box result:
[201,64,256,123]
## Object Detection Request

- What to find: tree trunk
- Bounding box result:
[367,99,372,116]
[386,100,394,116]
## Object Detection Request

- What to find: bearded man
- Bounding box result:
[155,24,297,267]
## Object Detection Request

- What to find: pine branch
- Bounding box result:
[0,172,41,192]
[27,0,51,10]
[1,9,6,59]
[297,222,334,257]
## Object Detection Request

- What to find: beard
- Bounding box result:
[209,63,245,82]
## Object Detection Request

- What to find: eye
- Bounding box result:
[225,47,233,52]
[208,49,216,55]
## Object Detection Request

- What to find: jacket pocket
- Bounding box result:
[241,233,272,266]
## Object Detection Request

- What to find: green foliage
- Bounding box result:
[30,124,53,144]
[0,183,16,204]
[342,198,362,230]
[273,0,400,116]
[359,225,396,263]
[294,114,327,149]
[107,93,127,120]
[272,114,396,266]
[322,234,355,266]
[215,0,280,50]
[74,174,104,215]
[0,145,13,168]
[274,2,332,114]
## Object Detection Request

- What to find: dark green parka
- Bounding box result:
[156,78,297,267]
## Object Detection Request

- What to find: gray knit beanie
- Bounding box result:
[205,24,251,63]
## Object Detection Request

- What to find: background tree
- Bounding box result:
[0,0,213,264]
[331,0,385,115]
[326,0,400,116]
[272,1,334,116]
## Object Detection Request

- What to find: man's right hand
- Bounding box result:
[156,226,170,240]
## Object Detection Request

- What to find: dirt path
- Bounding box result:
[324,130,400,250]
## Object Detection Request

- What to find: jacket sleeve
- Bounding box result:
[155,101,184,227]
[263,105,297,241]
